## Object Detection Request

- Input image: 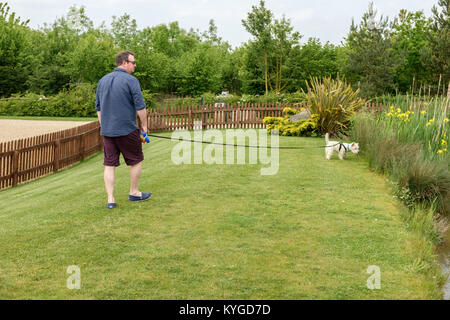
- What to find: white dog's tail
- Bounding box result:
[325,133,329,144]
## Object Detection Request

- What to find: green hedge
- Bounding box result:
[0,84,158,117]
[160,91,308,107]
[0,88,306,117]
[0,84,97,117]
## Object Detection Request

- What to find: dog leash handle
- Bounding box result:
[141,130,150,143]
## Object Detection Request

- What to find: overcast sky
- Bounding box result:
[8,0,439,48]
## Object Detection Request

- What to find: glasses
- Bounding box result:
[127,60,136,65]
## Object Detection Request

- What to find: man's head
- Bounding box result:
[116,50,136,74]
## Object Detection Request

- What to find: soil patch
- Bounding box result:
[0,119,93,143]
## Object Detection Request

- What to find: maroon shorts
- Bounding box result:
[103,130,144,166]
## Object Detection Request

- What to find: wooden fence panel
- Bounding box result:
[0,121,102,191]
[146,103,298,132]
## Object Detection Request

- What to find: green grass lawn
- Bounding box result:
[0,132,443,299]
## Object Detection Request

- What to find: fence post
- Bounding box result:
[237,107,241,127]
[79,134,85,161]
[54,139,60,172]
[12,151,19,187]
[202,105,207,130]
[189,109,192,130]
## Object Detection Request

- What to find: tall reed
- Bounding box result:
[351,92,449,216]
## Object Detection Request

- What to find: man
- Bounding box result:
[95,50,151,209]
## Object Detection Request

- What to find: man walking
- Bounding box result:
[96,51,151,209]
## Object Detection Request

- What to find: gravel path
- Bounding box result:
[0,119,93,142]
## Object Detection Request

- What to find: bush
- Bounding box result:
[263,107,319,137]
[239,91,306,105]
[302,76,365,136]
[394,157,450,215]
[0,84,97,117]
[142,90,158,108]
[0,84,166,116]
[0,93,45,116]
[159,92,308,108]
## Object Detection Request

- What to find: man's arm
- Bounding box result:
[97,111,101,124]
[137,108,147,133]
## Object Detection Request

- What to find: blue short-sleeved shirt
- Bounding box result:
[95,68,146,137]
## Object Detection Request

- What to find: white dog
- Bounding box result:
[325,133,359,160]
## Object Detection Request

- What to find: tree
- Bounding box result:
[133,50,171,93]
[242,0,273,94]
[344,2,400,97]
[221,46,242,94]
[0,2,32,97]
[111,13,138,49]
[28,8,83,94]
[172,43,224,96]
[288,38,340,92]
[428,0,450,88]
[66,5,93,36]
[67,31,116,83]
[202,19,222,44]
[392,10,433,92]
[239,41,266,94]
[271,15,301,93]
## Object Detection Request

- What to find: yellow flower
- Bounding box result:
[442,140,448,146]
[437,150,444,154]
[421,110,426,115]
[445,118,449,123]
[444,148,448,152]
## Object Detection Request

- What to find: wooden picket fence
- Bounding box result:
[147,103,301,132]
[146,102,386,132]
[0,121,102,190]
[366,103,384,113]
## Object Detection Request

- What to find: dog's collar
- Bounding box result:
[339,143,350,152]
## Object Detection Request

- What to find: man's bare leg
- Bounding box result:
[104,166,115,203]
[129,161,142,197]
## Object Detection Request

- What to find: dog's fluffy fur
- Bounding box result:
[325,133,359,160]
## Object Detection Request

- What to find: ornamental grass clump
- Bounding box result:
[302,76,366,136]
